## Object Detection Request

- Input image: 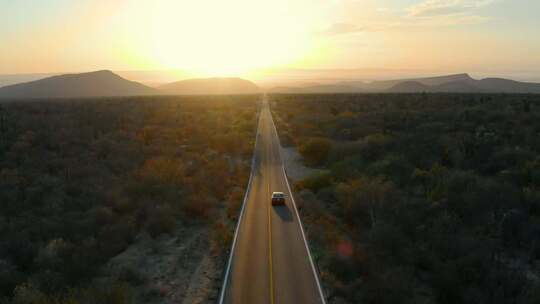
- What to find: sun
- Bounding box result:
[146,0,318,77]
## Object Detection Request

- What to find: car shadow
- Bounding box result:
[273,204,293,222]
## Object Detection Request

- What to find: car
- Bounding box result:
[271,192,286,206]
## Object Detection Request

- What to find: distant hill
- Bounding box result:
[432,80,481,93]
[270,84,360,94]
[271,73,540,94]
[387,77,540,94]
[349,73,475,92]
[269,84,364,94]
[0,73,56,88]
[159,77,260,95]
[386,73,473,87]
[388,79,481,93]
[476,78,540,93]
[0,70,157,99]
[387,81,431,93]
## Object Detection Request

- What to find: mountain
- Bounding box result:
[388,79,481,93]
[159,77,260,95]
[387,81,431,93]
[270,84,361,94]
[394,73,474,87]
[270,73,540,94]
[0,73,56,88]
[272,74,475,93]
[345,73,475,92]
[432,80,480,93]
[476,78,540,94]
[0,70,157,99]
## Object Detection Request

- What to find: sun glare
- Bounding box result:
[145,0,320,76]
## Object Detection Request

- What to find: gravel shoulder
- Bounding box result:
[103,224,224,304]
[280,146,327,183]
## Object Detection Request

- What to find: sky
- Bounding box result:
[1,0,539,81]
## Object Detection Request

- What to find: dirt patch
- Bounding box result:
[280,146,327,182]
[103,223,224,304]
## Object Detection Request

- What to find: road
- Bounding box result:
[219,97,325,304]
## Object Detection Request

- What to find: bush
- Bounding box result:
[298,137,332,166]
[270,93,540,303]
[146,205,176,238]
[182,197,213,219]
[362,267,414,304]
[0,97,257,300]
[336,177,398,227]
[212,222,233,254]
[100,220,136,256]
[11,282,131,304]
[296,172,332,193]
[0,260,23,297]
[226,188,244,220]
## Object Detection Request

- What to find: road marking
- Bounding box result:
[218,101,262,304]
[267,114,275,304]
[267,103,327,304]
[219,99,324,304]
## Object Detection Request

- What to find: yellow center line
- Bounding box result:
[266,112,275,304]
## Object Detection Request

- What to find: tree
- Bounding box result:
[299,137,332,166]
[336,176,397,227]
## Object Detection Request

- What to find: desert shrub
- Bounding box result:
[296,172,332,193]
[1,238,37,272]
[10,282,130,304]
[182,196,214,219]
[336,177,399,227]
[81,282,130,304]
[326,251,358,282]
[521,283,540,304]
[298,137,332,166]
[361,133,393,162]
[270,93,540,304]
[278,131,294,146]
[369,223,408,261]
[328,140,364,162]
[146,205,176,238]
[0,260,23,297]
[99,220,136,256]
[0,96,257,300]
[212,222,233,254]
[114,266,146,286]
[226,187,245,220]
[362,267,414,304]
[366,154,414,186]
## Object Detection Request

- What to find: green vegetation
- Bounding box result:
[298,137,332,167]
[271,93,540,304]
[0,95,258,303]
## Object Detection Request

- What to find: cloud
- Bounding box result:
[322,0,496,36]
[323,22,366,36]
[408,0,495,17]
[420,13,490,25]
[405,0,496,25]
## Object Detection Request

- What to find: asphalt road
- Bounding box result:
[220,97,325,304]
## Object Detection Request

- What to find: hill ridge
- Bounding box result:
[271,73,540,94]
[159,77,260,95]
[0,70,157,99]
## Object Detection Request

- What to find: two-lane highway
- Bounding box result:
[219,97,325,304]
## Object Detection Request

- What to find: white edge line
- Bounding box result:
[217,103,261,304]
[268,104,327,304]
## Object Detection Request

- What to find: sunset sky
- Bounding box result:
[1,0,539,80]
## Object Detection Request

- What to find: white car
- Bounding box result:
[271,192,286,206]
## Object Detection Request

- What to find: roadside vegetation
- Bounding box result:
[0,95,258,303]
[271,93,540,304]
